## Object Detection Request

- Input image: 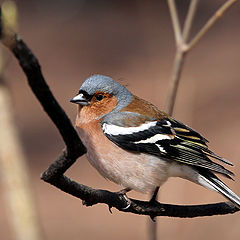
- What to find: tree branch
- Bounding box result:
[167,0,182,46]
[187,0,238,51]
[0,6,239,219]
[182,0,199,43]
[166,0,237,115]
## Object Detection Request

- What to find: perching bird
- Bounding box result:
[70,74,240,208]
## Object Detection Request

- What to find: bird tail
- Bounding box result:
[198,171,240,209]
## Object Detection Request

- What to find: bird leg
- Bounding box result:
[149,186,160,221]
[150,186,159,204]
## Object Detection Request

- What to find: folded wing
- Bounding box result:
[102,115,233,179]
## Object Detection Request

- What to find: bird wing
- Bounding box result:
[102,115,233,178]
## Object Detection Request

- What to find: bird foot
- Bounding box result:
[149,198,159,222]
[115,188,132,210]
[148,187,160,221]
[149,197,159,206]
[119,194,132,210]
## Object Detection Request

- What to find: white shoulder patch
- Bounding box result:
[102,121,157,136]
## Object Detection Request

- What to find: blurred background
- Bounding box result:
[0,0,240,239]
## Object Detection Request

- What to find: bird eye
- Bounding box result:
[96,94,104,101]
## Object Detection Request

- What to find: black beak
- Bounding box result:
[70,93,89,105]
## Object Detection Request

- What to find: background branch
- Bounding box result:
[187,0,238,51]
[153,0,238,238]
[0,1,239,223]
[167,0,182,46]
[182,0,199,43]
[0,2,43,240]
[166,0,237,115]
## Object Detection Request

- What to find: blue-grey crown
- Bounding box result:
[80,75,133,111]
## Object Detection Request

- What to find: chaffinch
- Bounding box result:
[71,74,240,208]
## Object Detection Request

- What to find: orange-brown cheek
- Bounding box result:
[91,97,117,116]
[76,96,117,126]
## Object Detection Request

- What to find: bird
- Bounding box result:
[70,74,240,208]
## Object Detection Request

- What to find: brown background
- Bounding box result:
[1,0,240,239]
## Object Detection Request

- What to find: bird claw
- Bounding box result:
[115,189,132,210]
[148,199,158,221]
[107,192,131,214]
[149,189,160,221]
[120,194,131,210]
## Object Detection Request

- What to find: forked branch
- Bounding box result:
[166,0,237,115]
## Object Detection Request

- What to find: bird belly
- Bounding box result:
[78,126,169,193]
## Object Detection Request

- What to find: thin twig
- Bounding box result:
[187,0,238,50]
[165,49,185,115]
[166,0,199,115]
[165,0,237,115]
[182,0,199,43]
[167,0,182,46]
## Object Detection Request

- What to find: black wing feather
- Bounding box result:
[102,117,233,178]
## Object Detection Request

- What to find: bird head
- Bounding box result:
[70,75,133,120]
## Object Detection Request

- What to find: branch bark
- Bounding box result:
[0,5,239,219]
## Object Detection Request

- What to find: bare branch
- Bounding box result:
[182,0,199,43]
[165,0,237,115]
[167,0,182,46]
[165,49,185,115]
[187,0,238,50]
[165,0,200,115]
